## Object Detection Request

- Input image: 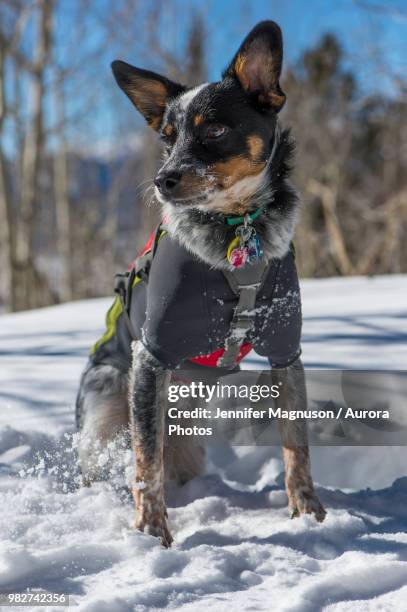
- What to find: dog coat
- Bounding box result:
[90,225,302,371]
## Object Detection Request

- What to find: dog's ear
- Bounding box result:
[111,61,185,130]
[223,21,286,112]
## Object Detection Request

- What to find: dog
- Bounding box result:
[76,20,326,548]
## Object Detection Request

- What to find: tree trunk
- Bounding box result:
[0,44,18,311]
[15,0,54,310]
[53,72,73,302]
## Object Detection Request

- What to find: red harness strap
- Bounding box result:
[127,226,159,272]
[189,342,253,367]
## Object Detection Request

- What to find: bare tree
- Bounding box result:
[0,2,405,313]
[53,67,73,301]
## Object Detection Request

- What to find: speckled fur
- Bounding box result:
[76,363,129,485]
[162,127,299,270]
[271,358,326,522]
[127,341,173,546]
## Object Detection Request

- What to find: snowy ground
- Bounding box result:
[0,274,407,611]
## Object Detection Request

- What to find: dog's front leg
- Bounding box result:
[272,358,326,522]
[129,340,172,547]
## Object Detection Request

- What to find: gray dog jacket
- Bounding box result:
[90,227,302,371]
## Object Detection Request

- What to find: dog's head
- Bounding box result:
[112,21,285,216]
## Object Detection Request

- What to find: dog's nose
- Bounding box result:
[154,171,182,196]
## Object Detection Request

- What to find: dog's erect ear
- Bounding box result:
[111,60,185,130]
[223,21,286,112]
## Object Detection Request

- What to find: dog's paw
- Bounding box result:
[289,488,326,523]
[136,510,173,548]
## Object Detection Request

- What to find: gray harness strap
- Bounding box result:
[218,259,269,369]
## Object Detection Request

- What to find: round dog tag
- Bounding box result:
[230,246,248,268]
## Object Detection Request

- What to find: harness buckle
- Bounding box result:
[114,273,129,301]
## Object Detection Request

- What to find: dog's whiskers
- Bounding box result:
[141,184,155,204]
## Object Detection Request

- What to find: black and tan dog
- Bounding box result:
[76,21,326,547]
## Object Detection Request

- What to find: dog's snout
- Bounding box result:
[154,170,182,196]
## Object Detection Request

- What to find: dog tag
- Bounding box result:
[230,246,248,268]
[227,215,263,268]
[227,236,249,268]
[247,236,263,263]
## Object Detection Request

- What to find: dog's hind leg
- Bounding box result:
[76,362,129,486]
[129,341,173,547]
[271,358,326,522]
[164,437,205,485]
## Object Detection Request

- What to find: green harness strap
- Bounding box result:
[91,229,166,354]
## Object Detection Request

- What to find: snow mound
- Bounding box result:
[1,274,407,610]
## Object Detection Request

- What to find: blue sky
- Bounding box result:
[205,0,406,88]
[7,0,405,154]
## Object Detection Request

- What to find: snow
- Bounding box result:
[1,274,407,611]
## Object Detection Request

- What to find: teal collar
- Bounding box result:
[225,205,265,226]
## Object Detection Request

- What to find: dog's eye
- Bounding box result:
[206,124,228,139]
